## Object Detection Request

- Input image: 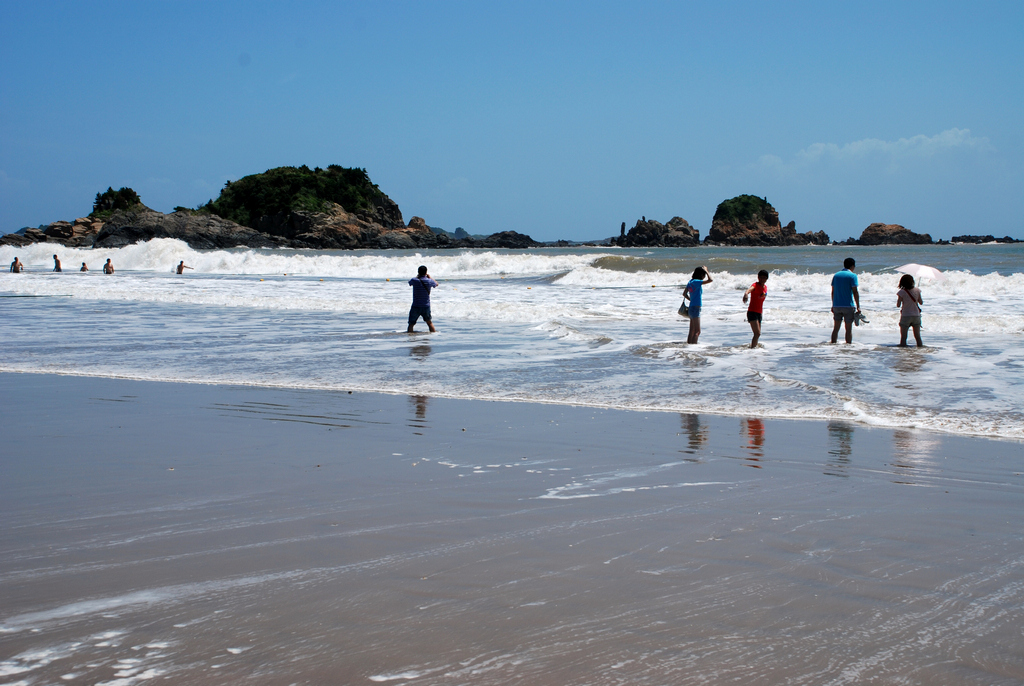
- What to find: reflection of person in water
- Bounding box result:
[742,417,765,461]
[681,413,707,452]
[825,422,853,478]
[409,395,429,420]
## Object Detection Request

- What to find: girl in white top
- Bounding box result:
[896,274,924,347]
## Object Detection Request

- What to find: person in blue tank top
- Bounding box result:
[683,265,713,344]
[830,257,861,344]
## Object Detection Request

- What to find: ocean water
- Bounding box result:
[2,240,1023,439]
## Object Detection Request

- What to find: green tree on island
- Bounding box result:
[712,194,775,224]
[91,187,143,217]
[201,165,393,228]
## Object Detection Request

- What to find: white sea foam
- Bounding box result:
[2,242,1022,438]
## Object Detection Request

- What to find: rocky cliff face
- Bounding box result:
[705,196,829,246]
[851,223,932,245]
[615,217,699,247]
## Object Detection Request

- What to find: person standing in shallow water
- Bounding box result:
[896,274,924,347]
[10,257,23,273]
[103,259,114,274]
[743,270,769,348]
[407,265,438,333]
[52,255,62,272]
[683,265,713,344]
[830,257,861,344]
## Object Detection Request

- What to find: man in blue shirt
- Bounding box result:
[407,265,438,333]
[830,257,861,344]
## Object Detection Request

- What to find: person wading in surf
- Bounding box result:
[830,257,861,344]
[683,265,713,344]
[407,265,438,333]
[743,270,769,348]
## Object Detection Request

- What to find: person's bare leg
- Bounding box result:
[830,319,842,344]
[427,320,437,333]
[844,321,853,344]
[749,320,760,348]
[899,325,908,347]
[913,324,923,347]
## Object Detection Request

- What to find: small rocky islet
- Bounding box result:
[1,167,1016,250]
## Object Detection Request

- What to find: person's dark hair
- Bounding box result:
[691,266,706,279]
[899,274,915,290]
[844,257,856,269]
[758,269,769,280]
[417,265,428,276]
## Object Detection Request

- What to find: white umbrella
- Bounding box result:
[895,263,946,281]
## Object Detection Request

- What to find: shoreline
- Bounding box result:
[1,367,1020,443]
[2,372,1022,684]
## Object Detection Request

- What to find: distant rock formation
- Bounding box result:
[704,195,828,246]
[848,223,933,246]
[615,217,699,247]
[4,204,540,251]
[1,217,106,248]
[951,234,1022,244]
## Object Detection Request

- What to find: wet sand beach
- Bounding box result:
[1,372,1022,684]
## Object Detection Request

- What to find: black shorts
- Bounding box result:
[746,311,762,323]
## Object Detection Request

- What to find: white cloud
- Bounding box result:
[756,128,992,175]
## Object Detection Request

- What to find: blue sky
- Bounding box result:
[2,1,1021,241]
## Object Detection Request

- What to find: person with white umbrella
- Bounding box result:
[896,274,925,347]
[894,263,944,348]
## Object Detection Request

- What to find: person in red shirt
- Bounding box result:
[742,270,769,348]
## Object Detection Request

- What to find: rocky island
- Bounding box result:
[1,166,540,251]
[3,170,1014,250]
[703,195,829,246]
[839,223,933,246]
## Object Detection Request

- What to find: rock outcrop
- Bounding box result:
[250,204,441,249]
[951,234,1022,244]
[852,223,932,246]
[465,230,540,249]
[1,217,106,248]
[7,205,540,251]
[704,195,828,246]
[94,207,285,249]
[615,217,700,247]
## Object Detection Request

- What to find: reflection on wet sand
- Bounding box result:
[891,429,941,484]
[6,376,1024,686]
[408,395,429,432]
[681,413,707,454]
[741,417,765,467]
[410,344,432,361]
[826,421,853,477]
